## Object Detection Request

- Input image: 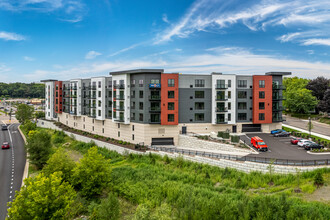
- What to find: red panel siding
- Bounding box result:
[252,75,272,124]
[161,73,179,125]
[55,81,63,113]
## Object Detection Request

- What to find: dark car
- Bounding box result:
[2,142,10,149]
[271,129,285,134]
[304,143,324,151]
[1,124,7,130]
[274,131,291,137]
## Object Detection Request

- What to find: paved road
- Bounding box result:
[283,115,330,137]
[0,124,26,220]
[242,133,330,160]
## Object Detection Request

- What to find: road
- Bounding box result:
[283,115,330,137]
[0,124,26,220]
[242,133,330,160]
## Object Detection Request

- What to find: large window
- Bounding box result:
[168,102,175,110]
[168,79,175,87]
[259,80,265,88]
[168,114,174,122]
[168,91,175,98]
[216,80,226,89]
[238,80,247,88]
[259,113,265,120]
[195,79,205,87]
[238,113,247,120]
[151,79,160,84]
[228,91,231,99]
[139,79,143,87]
[139,90,143,98]
[195,91,204,98]
[195,102,204,110]
[195,113,204,121]
[238,91,247,98]
[259,102,265,110]
[259,91,265,99]
[228,80,231,88]
[238,102,247,110]
[139,102,143,110]
[139,113,143,121]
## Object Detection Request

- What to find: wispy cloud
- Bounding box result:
[109,43,144,57]
[23,56,35,61]
[162,13,169,23]
[302,38,330,46]
[0,31,26,41]
[85,51,102,59]
[0,0,86,22]
[154,0,330,44]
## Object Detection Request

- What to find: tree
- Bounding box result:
[307,118,313,137]
[306,76,329,101]
[318,89,330,113]
[314,172,324,188]
[285,88,318,114]
[15,104,34,124]
[89,193,120,220]
[43,148,76,183]
[71,147,112,198]
[20,120,36,134]
[7,172,76,220]
[34,111,45,119]
[26,130,52,170]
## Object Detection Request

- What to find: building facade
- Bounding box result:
[43,70,290,145]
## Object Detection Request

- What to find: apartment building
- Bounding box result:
[42,69,290,146]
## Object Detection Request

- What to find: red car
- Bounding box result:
[291,137,303,145]
[2,142,10,149]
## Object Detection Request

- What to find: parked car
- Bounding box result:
[297,140,314,147]
[1,124,8,130]
[2,142,10,149]
[274,131,291,137]
[271,129,285,134]
[304,143,324,151]
[251,136,268,151]
[291,137,303,145]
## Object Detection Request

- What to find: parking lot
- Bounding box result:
[241,133,330,160]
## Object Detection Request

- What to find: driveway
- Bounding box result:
[243,133,330,160]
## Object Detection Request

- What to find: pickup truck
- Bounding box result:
[251,136,268,151]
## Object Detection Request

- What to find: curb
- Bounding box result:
[307,151,330,155]
[282,124,330,140]
[18,125,29,187]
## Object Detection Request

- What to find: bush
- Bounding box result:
[230,135,240,143]
[21,120,36,134]
[314,172,324,187]
[89,193,120,220]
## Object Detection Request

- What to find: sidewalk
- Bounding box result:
[283,124,330,140]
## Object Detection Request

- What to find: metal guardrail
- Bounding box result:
[149,146,330,166]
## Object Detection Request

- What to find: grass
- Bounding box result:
[320,117,330,125]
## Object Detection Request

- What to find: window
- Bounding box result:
[195,79,205,87]
[168,79,175,87]
[118,123,120,128]
[238,91,247,98]
[238,102,247,110]
[98,81,101,88]
[108,101,112,107]
[259,102,265,110]
[195,113,204,121]
[238,80,247,88]
[228,80,231,88]
[195,102,204,110]
[108,91,112,97]
[139,90,143,98]
[131,79,136,87]
[139,79,143,87]
[131,102,135,109]
[151,79,160,84]
[195,91,204,98]
[259,91,265,99]
[118,131,120,137]
[259,80,265,88]
[216,80,226,89]
[131,90,135,98]
[259,113,265,120]
[98,110,101,116]
[132,134,134,140]
[168,102,175,110]
[228,102,231,110]
[98,100,101,107]
[238,113,247,120]
[132,125,134,131]
[228,113,231,121]
[168,91,175,98]
[228,91,231,99]
[139,113,143,121]
[139,102,143,110]
[168,114,174,122]
[131,113,135,120]
[98,91,101,98]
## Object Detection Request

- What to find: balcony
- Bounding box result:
[88,113,96,118]
[149,107,161,113]
[115,106,125,111]
[216,119,228,124]
[91,85,97,90]
[63,87,70,91]
[272,85,286,90]
[82,86,90,90]
[71,87,77,90]
[64,94,70,98]
[149,83,161,89]
[90,95,97,99]
[215,96,228,101]
[272,106,285,111]
[273,117,285,122]
[116,95,125,100]
[71,95,77,98]
[71,103,77,106]
[90,104,97,108]
[272,96,285,101]
[63,109,70,113]
[70,111,77,115]
[215,84,228,89]
[83,95,90,98]
[149,119,161,124]
[82,111,90,115]
[215,107,228,112]
[114,84,125,89]
[114,117,125,122]
[149,95,161,101]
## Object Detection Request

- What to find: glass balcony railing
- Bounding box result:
[149,107,161,112]
[272,106,284,111]
[215,84,228,89]
[216,119,228,124]
[149,95,161,101]
[215,96,228,101]
[272,85,286,90]
[215,107,228,112]
[116,95,125,100]
[272,96,285,101]
[149,118,161,124]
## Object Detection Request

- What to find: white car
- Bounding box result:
[297,140,314,147]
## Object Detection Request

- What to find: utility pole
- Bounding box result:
[308,116,312,139]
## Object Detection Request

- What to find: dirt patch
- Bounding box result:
[304,185,330,202]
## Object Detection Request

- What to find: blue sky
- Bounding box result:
[1,0,330,82]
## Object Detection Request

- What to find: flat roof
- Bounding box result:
[110,69,164,75]
[40,79,57,82]
[265,72,292,76]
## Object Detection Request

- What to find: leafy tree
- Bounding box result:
[285,88,318,114]
[0,82,44,98]
[34,111,45,119]
[71,146,112,198]
[7,172,76,220]
[21,120,36,134]
[15,104,34,124]
[306,76,329,101]
[43,148,76,182]
[26,130,52,170]
[318,89,330,113]
[89,193,120,220]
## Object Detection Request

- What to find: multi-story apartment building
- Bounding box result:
[43,69,290,145]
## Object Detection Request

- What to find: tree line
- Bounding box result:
[0,82,44,98]
[283,76,330,114]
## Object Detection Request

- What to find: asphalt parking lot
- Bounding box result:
[241,133,330,160]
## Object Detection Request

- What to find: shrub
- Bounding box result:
[89,193,120,220]
[230,135,240,143]
[314,172,324,188]
[21,120,36,134]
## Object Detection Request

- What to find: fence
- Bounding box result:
[149,146,330,166]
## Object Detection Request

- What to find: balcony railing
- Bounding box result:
[273,117,284,122]
[83,95,90,98]
[149,119,161,124]
[272,96,285,101]
[90,104,97,108]
[71,87,77,90]
[88,113,96,118]
[149,83,161,89]
[91,85,97,90]
[114,117,125,122]
[114,84,125,89]
[272,106,284,111]
[116,95,125,100]
[216,119,228,124]
[70,111,77,115]
[272,85,286,90]
[215,84,228,89]
[115,106,125,111]
[149,107,161,113]
[215,107,228,112]
[215,96,228,101]
[149,95,161,101]
[71,103,77,106]
[90,95,97,99]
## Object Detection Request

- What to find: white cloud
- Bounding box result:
[162,13,169,23]
[0,63,11,73]
[85,51,102,59]
[23,56,35,61]
[277,32,301,42]
[302,38,330,46]
[0,31,26,41]
[109,43,143,57]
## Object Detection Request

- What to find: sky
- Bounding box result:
[1,0,330,82]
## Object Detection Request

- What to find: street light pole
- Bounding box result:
[308,116,311,139]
